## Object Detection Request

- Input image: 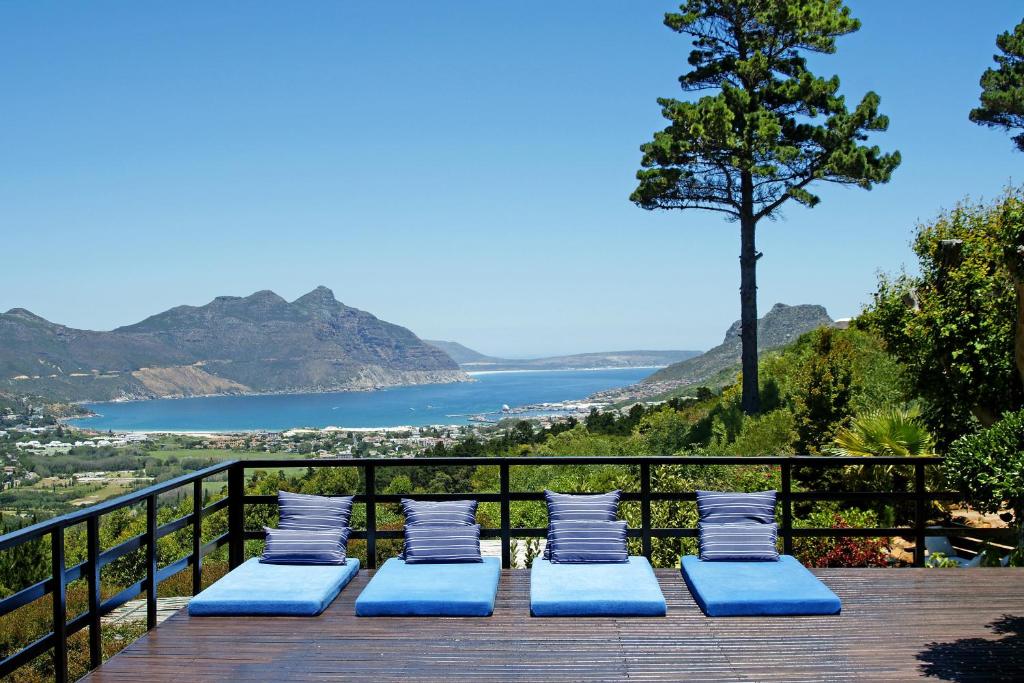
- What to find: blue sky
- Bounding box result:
[1,1,1021,357]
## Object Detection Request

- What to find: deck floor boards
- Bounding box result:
[83,568,1024,682]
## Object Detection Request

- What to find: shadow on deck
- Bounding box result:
[83,568,1024,682]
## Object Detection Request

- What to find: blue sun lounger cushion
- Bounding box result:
[530,556,667,617]
[278,491,354,530]
[696,490,776,524]
[260,526,351,565]
[543,490,620,559]
[403,524,482,563]
[681,554,841,617]
[548,520,628,564]
[698,522,779,562]
[189,557,360,616]
[400,498,478,526]
[355,556,501,616]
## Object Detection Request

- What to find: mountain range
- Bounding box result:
[423,341,701,371]
[591,303,835,403]
[0,287,466,402]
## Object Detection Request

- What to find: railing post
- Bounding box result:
[364,464,376,570]
[500,462,511,569]
[51,526,67,683]
[145,494,157,629]
[914,462,926,567]
[228,462,244,569]
[86,515,102,670]
[192,479,203,595]
[640,461,652,559]
[781,461,793,556]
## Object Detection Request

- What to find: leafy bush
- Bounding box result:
[794,506,889,568]
[945,408,1024,526]
[865,189,1024,445]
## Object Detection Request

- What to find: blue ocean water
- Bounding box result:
[67,368,651,432]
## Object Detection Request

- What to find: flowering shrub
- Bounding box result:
[795,509,889,568]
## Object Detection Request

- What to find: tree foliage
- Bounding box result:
[945,407,1024,519]
[632,0,899,414]
[970,18,1024,152]
[864,191,1024,445]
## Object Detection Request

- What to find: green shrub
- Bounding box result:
[945,408,1024,519]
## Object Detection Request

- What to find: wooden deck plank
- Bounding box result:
[82,568,1024,682]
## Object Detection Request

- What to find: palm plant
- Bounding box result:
[829,406,935,458]
[828,407,938,504]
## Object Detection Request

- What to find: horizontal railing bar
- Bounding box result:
[98,533,145,567]
[0,631,55,678]
[201,532,230,557]
[203,497,230,515]
[0,577,50,618]
[157,555,191,583]
[240,455,945,469]
[0,558,88,619]
[100,579,145,615]
[0,461,235,551]
[156,513,193,540]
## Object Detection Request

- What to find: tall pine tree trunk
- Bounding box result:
[740,172,761,415]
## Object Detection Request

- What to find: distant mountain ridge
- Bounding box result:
[423,341,701,371]
[643,303,833,385]
[0,287,466,402]
[590,303,834,404]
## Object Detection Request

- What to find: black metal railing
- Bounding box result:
[0,461,233,682]
[0,455,1012,681]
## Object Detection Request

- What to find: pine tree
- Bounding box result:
[970,18,1024,152]
[632,0,899,414]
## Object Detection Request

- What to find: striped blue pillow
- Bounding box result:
[696,490,776,524]
[278,491,354,531]
[548,520,628,564]
[544,490,620,559]
[403,524,482,564]
[698,522,779,561]
[260,526,351,565]
[401,499,477,526]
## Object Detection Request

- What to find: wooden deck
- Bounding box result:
[84,568,1024,682]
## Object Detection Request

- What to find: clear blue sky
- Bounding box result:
[1,1,1020,357]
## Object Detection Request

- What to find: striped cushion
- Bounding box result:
[698,522,779,561]
[278,491,354,531]
[544,490,620,559]
[403,524,482,564]
[696,490,776,524]
[401,499,477,526]
[548,520,628,564]
[260,526,350,565]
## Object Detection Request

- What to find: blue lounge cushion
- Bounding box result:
[544,490,620,559]
[403,524,482,563]
[355,557,500,616]
[698,522,779,562]
[260,526,351,565]
[278,490,354,530]
[188,557,360,616]
[548,520,628,564]
[530,556,667,617]
[696,490,776,524]
[401,498,478,526]
[681,554,841,616]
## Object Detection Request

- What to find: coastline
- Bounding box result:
[465,365,662,376]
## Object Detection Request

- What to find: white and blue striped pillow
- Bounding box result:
[401,499,477,526]
[278,491,354,531]
[548,520,628,564]
[403,524,482,564]
[696,490,776,524]
[260,526,351,565]
[698,522,779,562]
[544,490,620,559]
